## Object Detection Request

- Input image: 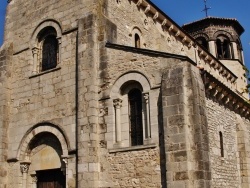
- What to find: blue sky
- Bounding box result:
[0,0,249,67]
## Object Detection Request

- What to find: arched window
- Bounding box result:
[196,37,208,50]
[216,35,231,59]
[128,88,143,146]
[109,73,154,149]
[135,33,140,48]
[38,27,59,72]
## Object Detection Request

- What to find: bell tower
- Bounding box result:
[183,17,247,96]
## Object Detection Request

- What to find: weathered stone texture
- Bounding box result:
[1,0,250,187]
[99,148,161,187]
[206,98,240,187]
[106,0,194,59]
[161,62,211,188]
[0,43,12,188]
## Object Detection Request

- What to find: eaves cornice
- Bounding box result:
[201,70,250,119]
[130,0,238,88]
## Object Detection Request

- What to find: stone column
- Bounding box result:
[113,98,123,147]
[20,162,31,188]
[208,40,216,57]
[57,37,62,64]
[231,42,238,59]
[61,155,69,188]
[143,92,152,144]
[32,47,39,74]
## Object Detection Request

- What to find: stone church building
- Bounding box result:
[1,0,250,187]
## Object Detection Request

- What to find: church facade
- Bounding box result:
[0,0,250,187]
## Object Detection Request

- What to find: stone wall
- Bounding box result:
[4,0,99,53]
[101,148,161,187]
[161,61,211,188]
[0,44,12,188]
[206,98,241,187]
[2,0,250,187]
[106,0,195,60]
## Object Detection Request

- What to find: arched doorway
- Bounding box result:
[18,125,69,188]
[28,132,66,188]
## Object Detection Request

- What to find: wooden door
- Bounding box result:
[37,169,65,188]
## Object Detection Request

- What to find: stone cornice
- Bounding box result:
[105,42,196,65]
[182,17,244,36]
[201,70,250,119]
[130,0,237,85]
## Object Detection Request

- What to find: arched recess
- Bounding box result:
[194,33,209,50]
[213,30,233,41]
[107,72,154,148]
[129,26,144,48]
[17,123,69,187]
[30,19,62,74]
[18,123,69,161]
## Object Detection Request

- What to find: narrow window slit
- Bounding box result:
[219,131,224,157]
[135,34,140,48]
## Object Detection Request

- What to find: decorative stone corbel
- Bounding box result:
[136,0,143,6]
[188,41,193,48]
[210,59,215,65]
[211,88,218,97]
[234,103,240,111]
[222,96,230,105]
[219,66,224,73]
[227,74,232,80]
[221,70,227,76]
[216,92,224,101]
[153,12,159,20]
[245,110,250,117]
[182,36,187,43]
[231,77,237,83]
[144,5,150,13]
[169,25,174,32]
[199,50,204,57]
[175,30,180,37]
[240,107,246,114]
[213,62,219,69]
[161,19,167,26]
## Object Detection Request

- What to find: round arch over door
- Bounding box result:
[18,125,69,188]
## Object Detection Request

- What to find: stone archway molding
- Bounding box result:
[30,19,62,48]
[17,122,70,161]
[110,71,151,98]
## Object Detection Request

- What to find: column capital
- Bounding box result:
[143,92,149,103]
[113,98,122,109]
[61,155,69,164]
[20,162,31,173]
[31,174,38,183]
[32,47,39,55]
